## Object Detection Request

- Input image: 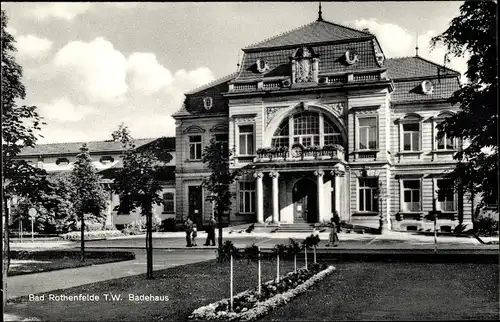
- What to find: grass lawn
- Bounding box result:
[8,250,135,276]
[260,262,499,321]
[6,260,498,321]
[6,258,298,321]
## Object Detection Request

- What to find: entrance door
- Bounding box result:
[188,186,203,230]
[293,179,318,223]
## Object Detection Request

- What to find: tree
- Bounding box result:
[111,124,172,279]
[202,138,239,248]
[72,144,108,262]
[430,1,498,224]
[1,9,50,308]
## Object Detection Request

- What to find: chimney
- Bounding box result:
[362,28,370,34]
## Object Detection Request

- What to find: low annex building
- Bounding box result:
[15,138,176,228]
[173,13,472,232]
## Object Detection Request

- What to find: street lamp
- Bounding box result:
[28,208,37,243]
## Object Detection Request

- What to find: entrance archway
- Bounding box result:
[292,178,318,223]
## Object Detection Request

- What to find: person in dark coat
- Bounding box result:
[184,217,194,247]
[204,214,217,246]
[326,217,339,247]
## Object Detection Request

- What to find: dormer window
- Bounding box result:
[345,50,359,65]
[256,59,269,73]
[421,80,434,95]
[56,158,70,166]
[100,156,114,164]
[203,97,213,110]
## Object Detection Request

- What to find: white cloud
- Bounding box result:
[16,35,53,59]
[173,67,215,90]
[127,53,173,95]
[39,97,96,122]
[53,37,128,102]
[30,3,93,21]
[350,18,468,79]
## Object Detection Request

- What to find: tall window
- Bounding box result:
[437,179,455,211]
[403,180,421,212]
[239,125,254,155]
[189,135,202,160]
[403,123,420,151]
[271,112,343,149]
[215,133,229,155]
[163,192,175,213]
[359,178,379,212]
[436,128,455,150]
[239,181,255,213]
[358,117,377,150]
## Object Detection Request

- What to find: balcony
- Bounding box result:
[255,145,345,163]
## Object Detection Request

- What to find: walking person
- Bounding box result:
[191,225,198,246]
[184,216,194,247]
[204,214,216,246]
[326,217,339,247]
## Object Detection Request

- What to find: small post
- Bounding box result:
[294,253,297,273]
[433,198,438,254]
[230,249,234,312]
[304,247,308,268]
[313,245,317,264]
[276,252,280,282]
[20,219,23,243]
[258,246,261,295]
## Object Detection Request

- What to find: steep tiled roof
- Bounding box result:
[17,137,175,156]
[244,20,371,50]
[391,77,460,103]
[236,40,381,80]
[385,56,460,79]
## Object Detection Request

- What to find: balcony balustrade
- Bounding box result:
[255,145,344,162]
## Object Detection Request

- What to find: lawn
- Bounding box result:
[6,260,498,321]
[260,262,499,321]
[8,250,135,276]
[7,258,298,321]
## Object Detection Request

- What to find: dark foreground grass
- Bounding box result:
[6,260,498,321]
[260,262,499,321]
[8,250,135,276]
[6,258,297,321]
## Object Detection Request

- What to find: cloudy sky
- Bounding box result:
[2,2,468,144]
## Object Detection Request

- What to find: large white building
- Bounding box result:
[172,14,473,233]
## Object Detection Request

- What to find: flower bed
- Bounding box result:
[61,230,123,241]
[188,263,335,321]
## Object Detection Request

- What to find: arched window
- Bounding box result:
[271,111,343,149]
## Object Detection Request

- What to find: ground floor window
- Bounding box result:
[437,179,455,211]
[163,192,175,213]
[403,180,421,212]
[359,178,378,212]
[239,181,255,214]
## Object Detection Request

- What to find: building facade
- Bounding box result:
[173,17,473,232]
[15,138,176,228]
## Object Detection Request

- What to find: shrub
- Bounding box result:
[160,218,177,232]
[476,217,499,236]
[61,230,123,241]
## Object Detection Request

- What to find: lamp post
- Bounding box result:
[28,208,37,243]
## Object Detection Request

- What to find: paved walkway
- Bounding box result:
[6,249,215,300]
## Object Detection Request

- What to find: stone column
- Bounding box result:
[330,168,345,219]
[269,171,280,223]
[314,170,325,222]
[253,172,264,224]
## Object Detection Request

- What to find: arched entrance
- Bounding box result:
[292,178,318,223]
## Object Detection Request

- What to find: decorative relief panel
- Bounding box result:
[265,106,288,126]
[325,102,345,116]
